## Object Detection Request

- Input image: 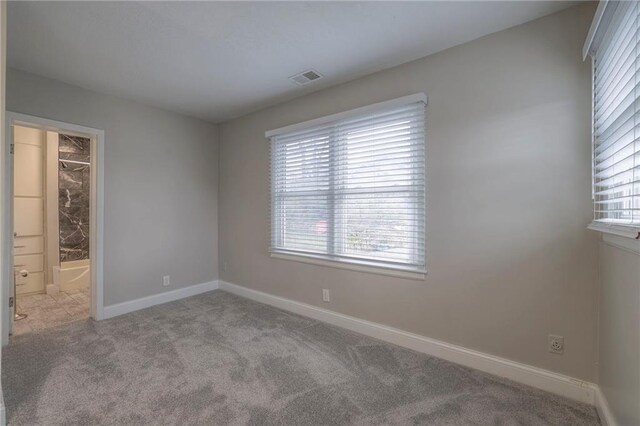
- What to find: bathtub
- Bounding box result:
[53,259,90,292]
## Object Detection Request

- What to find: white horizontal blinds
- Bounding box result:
[593,1,640,226]
[271,129,331,253]
[270,101,426,270]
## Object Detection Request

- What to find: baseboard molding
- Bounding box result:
[219,280,597,405]
[103,280,219,319]
[0,387,5,426]
[594,386,617,426]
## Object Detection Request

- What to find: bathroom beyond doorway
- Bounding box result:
[12,126,91,335]
[2,113,105,344]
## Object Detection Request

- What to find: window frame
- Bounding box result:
[266,94,428,280]
[584,1,640,240]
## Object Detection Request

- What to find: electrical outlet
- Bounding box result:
[548,334,564,354]
[163,275,171,287]
[322,289,330,303]
[223,262,228,272]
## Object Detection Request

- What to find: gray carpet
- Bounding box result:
[2,290,600,425]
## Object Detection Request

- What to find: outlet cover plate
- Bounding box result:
[548,334,564,354]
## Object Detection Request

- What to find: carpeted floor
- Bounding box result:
[2,290,600,425]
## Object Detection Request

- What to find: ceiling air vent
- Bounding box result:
[289,70,323,86]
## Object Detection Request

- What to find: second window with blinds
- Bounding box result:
[587,1,640,235]
[267,94,427,276]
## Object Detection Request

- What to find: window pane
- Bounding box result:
[340,119,420,191]
[273,135,330,193]
[339,192,422,264]
[276,195,328,254]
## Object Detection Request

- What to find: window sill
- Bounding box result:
[587,222,640,239]
[588,222,640,254]
[269,251,427,281]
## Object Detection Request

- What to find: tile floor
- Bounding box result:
[12,287,90,336]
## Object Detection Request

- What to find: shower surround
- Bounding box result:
[58,134,90,262]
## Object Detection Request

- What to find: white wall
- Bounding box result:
[218,3,600,381]
[6,69,219,306]
[597,236,640,425]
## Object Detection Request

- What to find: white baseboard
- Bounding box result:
[594,386,617,426]
[219,280,597,406]
[103,280,219,319]
[0,387,5,426]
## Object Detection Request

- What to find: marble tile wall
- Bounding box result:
[58,134,90,262]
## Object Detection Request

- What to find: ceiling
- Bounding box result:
[8,1,579,123]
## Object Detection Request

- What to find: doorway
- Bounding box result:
[2,113,104,344]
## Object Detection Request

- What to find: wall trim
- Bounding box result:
[270,252,426,280]
[600,233,640,256]
[265,93,427,138]
[594,386,617,426]
[582,0,609,59]
[588,222,640,245]
[103,280,219,319]
[219,280,597,405]
[0,387,5,426]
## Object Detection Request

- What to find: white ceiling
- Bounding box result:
[8,1,579,123]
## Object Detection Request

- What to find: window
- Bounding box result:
[586,1,640,234]
[267,94,426,275]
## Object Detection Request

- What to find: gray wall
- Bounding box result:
[597,238,640,425]
[7,69,219,306]
[218,4,599,381]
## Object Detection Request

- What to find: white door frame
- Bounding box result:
[2,112,104,344]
